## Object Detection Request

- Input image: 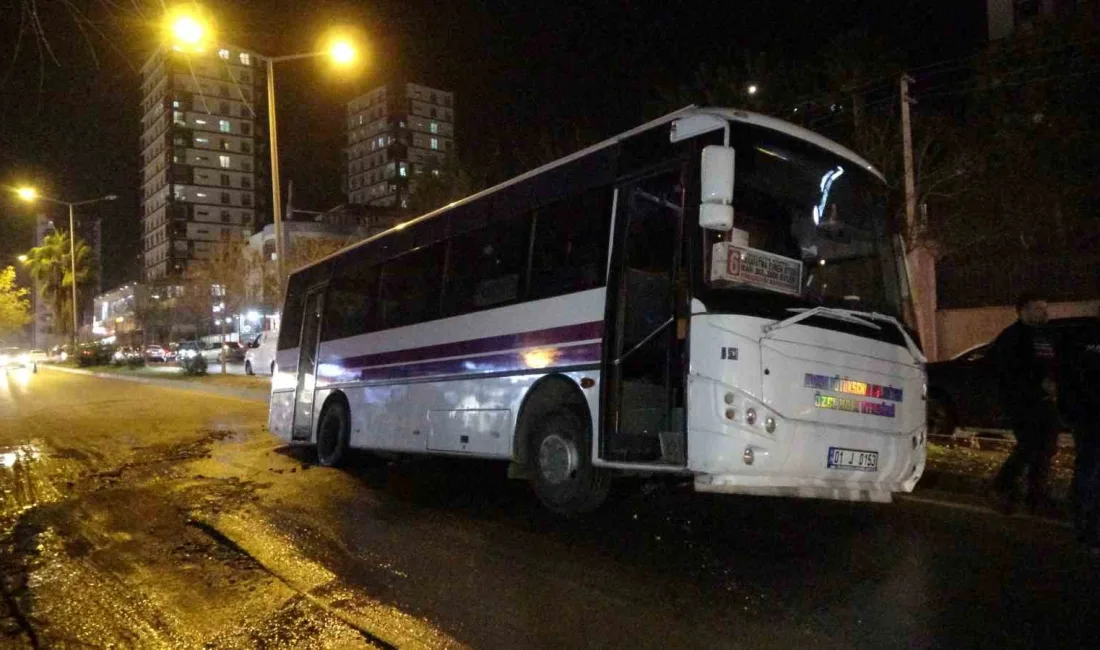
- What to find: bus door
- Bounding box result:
[602,167,688,465]
[291,288,325,441]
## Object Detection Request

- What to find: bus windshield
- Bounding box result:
[701,125,903,320]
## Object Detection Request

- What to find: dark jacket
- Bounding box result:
[1058,319,1100,427]
[991,320,1056,413]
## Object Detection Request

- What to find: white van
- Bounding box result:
[244,330,278,375]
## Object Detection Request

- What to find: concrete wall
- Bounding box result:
[936,299,1100,360]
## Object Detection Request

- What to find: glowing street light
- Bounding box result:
[173,16,204,46]
[165,5,214,52]
[14,187,117,348]
[747,84,759,96]
[16,255,28,263]
[329,40,356,65]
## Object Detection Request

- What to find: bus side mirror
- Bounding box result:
[700,145,734,231]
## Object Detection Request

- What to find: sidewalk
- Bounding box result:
[42,363,270,403]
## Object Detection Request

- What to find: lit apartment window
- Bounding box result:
[219,155,231,168]
[430,137,439,150]
[218,49,230,60]
[173,111,186,126]
[219,120,231,133]
[239,53,251,66]
[430,122,438,134]
[195,118,207,125]
[399,163,408,177]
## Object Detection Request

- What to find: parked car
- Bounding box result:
[78,343,115,367]
[200,341,223,363]
[144,345,167,362]
[244,330,277,375]
[926,317,1094,438]
[219,341,246,363]
[111,347,143,366]
[28,349,49,364]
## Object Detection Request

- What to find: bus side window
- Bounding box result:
[323,255,378,341]
[528,187,612,300]
[277,273,307,350]
[443,217,530,316]
[378,242,445,329]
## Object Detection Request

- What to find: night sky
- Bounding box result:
[0,0,983,290]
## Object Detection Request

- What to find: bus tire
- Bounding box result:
[316,400,350,467]
[529,408,610,515]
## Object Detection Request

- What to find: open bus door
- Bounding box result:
[291,288,325,442]
[601,166,689,466]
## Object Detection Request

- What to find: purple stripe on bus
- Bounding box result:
[333,320,604,370]
[353,341,603,382]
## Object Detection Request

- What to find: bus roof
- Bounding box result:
[292,106,885,276]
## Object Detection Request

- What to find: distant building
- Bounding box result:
[92,282,148,346]
[139,44,267,283]
[986,0,1099,40]
[245,204,401,311]
[345,82,455,208]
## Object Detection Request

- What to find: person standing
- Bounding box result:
[991,292,1059,514]
[1058,308,1100,547]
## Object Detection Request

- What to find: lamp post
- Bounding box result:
[261,43,357,301]
[15,188,117,349]
[164,11,357,301]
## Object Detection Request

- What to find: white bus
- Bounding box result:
[269,106,927,513]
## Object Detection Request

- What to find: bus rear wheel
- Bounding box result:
[316,401,350,467]
[529,409,609,515]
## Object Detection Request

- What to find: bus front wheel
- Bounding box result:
[316,401,350,467]
[529,409,609,515]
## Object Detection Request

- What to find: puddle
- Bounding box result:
[0,442,61,525]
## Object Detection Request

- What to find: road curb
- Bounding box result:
[41,364,269,403]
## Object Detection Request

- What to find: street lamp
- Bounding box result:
[165,10,358,300]
[16,255,28,263]
[261,40,358,300]
[747,84,759,96]
[15,188,117,349]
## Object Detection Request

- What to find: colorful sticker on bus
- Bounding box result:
[803,373,903,402]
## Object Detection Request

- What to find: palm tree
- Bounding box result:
[22,231,93,344]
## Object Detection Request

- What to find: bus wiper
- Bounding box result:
[762,307,927,364]
[763,306,881,334]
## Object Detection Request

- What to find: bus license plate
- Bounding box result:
[827,447,878,472]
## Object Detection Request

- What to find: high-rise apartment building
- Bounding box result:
[345,82,455,207]
[139,45,266,282]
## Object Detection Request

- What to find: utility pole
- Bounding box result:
[900,74,917,241]
[899,73,938,360]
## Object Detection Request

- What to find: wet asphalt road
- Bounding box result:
[3,367,1100,649]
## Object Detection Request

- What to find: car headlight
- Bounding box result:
[0,355,8,365]
[19,354,30,363]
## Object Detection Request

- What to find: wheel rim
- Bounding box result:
[538,433,578,485]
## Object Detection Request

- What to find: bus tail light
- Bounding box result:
[745,408,757,426]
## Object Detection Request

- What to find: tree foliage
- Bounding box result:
[21,231,92,339]
[0,266,31,339]
[246,236,351,313]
